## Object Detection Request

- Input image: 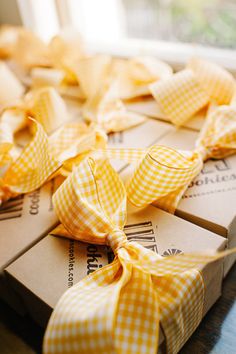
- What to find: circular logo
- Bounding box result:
[162,248,183,256]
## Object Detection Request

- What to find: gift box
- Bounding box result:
[0,179,59,310]
[129,126,236,276]
[0,179,60,271]
[125,97,205,131]
[5,203,225,352]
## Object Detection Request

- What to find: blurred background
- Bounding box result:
[0,0,235,71]
[124,0,236,49]
[0,0,235,47]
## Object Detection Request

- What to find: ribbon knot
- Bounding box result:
[107,228,128,253]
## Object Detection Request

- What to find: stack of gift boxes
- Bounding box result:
[0,25,235,353]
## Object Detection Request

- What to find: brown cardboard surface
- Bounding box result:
[125,97,205,131]
[155,128,236,275]
[6,204,225,353]
[0,179,59,271]
[107,119,173,172]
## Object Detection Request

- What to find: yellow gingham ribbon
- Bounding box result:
[2,118,60,194]
[0,117,107,203]
[0,73,145,204]
[99,100,236,213]
[0,77,109,203]
[27,86,71,134]
[0,26,170,134]
[44,157,236,354]
[49,122,107,177]
[150,58,236,126]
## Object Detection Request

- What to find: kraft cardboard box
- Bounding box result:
[107,119,173,172]
[6,203,225,353]
[127,127,236,276]
[0,179,60,310]
[0,179,60,271]
[125,97,205,131]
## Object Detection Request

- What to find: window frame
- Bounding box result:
[15,0,236,74]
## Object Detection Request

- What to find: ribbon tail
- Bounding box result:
[114,261,159,354]
[44,252,160,354]
[132,248,236,277]
[153,269,204,354]
[125,243,205,353]
[44,259,122,354]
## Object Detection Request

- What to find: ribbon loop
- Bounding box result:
[150,69,209,127]
[188,58,235,105]
[128,103,236,211]
[52,157,127,244]
[3,118,61,194]
[150,58,236,127]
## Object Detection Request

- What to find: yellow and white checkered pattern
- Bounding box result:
[3,119,60,193]
[98,101,236,213]
[0,31,235,352]
[49,122,106,166]
[29,87,70,134]
[150,58,236,126]
[44,157,236,354]
[150,69,209,127]
[0,95,107,203]
[188,58,235,105]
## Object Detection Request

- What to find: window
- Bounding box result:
[123,0,236,49]
[14,0,236,71]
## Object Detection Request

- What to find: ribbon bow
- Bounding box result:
[101,100,236,213]
[0,71,147,204]
[44,157,234,354]
[150,58,236,127]
[0,117,106,204]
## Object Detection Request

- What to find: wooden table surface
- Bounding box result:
[0,263,235,354]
